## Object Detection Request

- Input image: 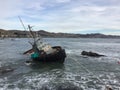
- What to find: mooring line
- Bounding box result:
[70,56,112,90]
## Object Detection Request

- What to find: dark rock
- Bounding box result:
[105,85,113,90]
[0,67,14,74]
[81,51,105,57]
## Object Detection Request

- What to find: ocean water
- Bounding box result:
[0,38,120,90]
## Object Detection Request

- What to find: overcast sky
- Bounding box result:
[0,0,120,35]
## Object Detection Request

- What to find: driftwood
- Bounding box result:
[81,51,105,57]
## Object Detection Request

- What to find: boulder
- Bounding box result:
[81,51,105,57]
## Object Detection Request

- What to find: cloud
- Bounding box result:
[0,0,22,18]
[56,0,71,3]
[0,0,120,35]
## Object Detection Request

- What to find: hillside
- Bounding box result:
[0,29,120,38]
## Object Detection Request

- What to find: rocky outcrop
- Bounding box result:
[81,51,105,57]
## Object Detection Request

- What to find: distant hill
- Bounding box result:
[0,29,120,38]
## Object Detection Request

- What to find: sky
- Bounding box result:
[0,0,120,35]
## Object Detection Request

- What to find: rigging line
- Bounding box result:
[18,16,31,38]
[18,16,42,42]
[70,56,109,86]
[18,16,27,31]
[18,17,36,39]
[18,16,36,44]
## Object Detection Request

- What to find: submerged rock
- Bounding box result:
[0,67,14,74]
[81,51,105,57]
[105,85,113,90]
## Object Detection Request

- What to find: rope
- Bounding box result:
[70,56,112,90]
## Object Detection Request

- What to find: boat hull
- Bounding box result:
[32,46,66,63]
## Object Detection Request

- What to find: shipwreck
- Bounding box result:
[24,25,66,63]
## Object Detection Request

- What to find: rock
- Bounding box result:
[25,61,33,66]
[0,67,14,74]
[81,51,105,57]
[105,85,113,90]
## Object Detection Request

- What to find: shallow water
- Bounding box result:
[0,38,120,90]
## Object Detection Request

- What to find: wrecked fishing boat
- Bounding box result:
[24,25,66,63]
